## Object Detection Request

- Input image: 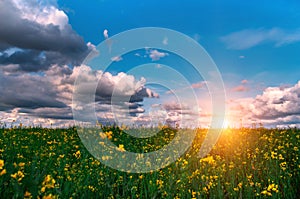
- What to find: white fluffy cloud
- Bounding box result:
[103,29,109,39]
[12,0,69,29]
[230,81,300,127]
[149,49,168,61]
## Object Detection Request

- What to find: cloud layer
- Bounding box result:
[0,1,159,127]
[0,0,92,72]
[0,64,159,126]
[221,28,300,50]
[230,81,300,127]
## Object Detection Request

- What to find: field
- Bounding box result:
[0,126,299,198]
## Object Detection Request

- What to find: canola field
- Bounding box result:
[0,126,299,198]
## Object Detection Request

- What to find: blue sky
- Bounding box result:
[58,0,300,84]
[0,0,300,128]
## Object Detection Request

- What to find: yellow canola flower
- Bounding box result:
[267,184,279,192]
[24,191,32,198]
[0,169,6,176]
[238,182,243,189]
[18,162,25,167]
[74,150,81,158]
[41,174,56,192]
[200,156,216,165]
[280,162,287,171]
[117,144,125,152]
[105,131,113,139]
[156,179,164,189]
[99,132,107,139]
[11,171,25,182]
[192,190,196,197]
[42,194,57,199]
[41,187,46,193]
[0,159,4,169]
[261,190,272,196]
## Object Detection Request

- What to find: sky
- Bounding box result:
[0,0,300,128]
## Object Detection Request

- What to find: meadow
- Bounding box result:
[0,125,299,198]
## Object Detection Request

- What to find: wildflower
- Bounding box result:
[0,169,6,176]
[280,162,287,171]
[238,182,243,189]
[99,132,107,139]
[271,151,277,159]
[267,184,278,192]
[228,162,235,169]
[41,174,56,193]
[261,190,272,196]
[105,131,113,139]
[18,162,25,167]
[74,150,81,158]
[200,156,215,165]
[11,171,25,182]
[117,144,125,152]
[24,191,32,198]
[156,179,164,189]
[0,159,4,169]
[190,190,197,198]
[88,185,96,192]
[278,154,284,160]
[41,187,46,193]
[42,194,57,199]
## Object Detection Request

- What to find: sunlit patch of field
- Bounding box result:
[0,126,299,198]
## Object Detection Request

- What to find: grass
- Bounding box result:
[0,125,299,198]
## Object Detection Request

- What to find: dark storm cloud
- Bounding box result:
[0,0,90,72]
[0,72,67,111]
[19,107,73,120]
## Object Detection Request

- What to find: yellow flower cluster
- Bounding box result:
[41,175,56,193]
[0,159,6,176]
[11,170,25,182]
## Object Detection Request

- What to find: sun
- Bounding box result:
[222,119,230,129]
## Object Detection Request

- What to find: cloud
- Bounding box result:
[230,81,300,127]
[232,85,249,92]
[149,49,168,61]
[0,64,159,126]
[0,0,92,72]
[162,102,201,127]
[249,82,300,120]
[111,56,123,62]
[166,81,206,94]
[0,72,67,111]
[103,29,109,39]
[241,79,248,84]
[191,81,206,89]
[221,27,300,50]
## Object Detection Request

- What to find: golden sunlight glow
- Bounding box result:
[222,119,230,129]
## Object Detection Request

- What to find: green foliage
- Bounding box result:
[0,126,299,198]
